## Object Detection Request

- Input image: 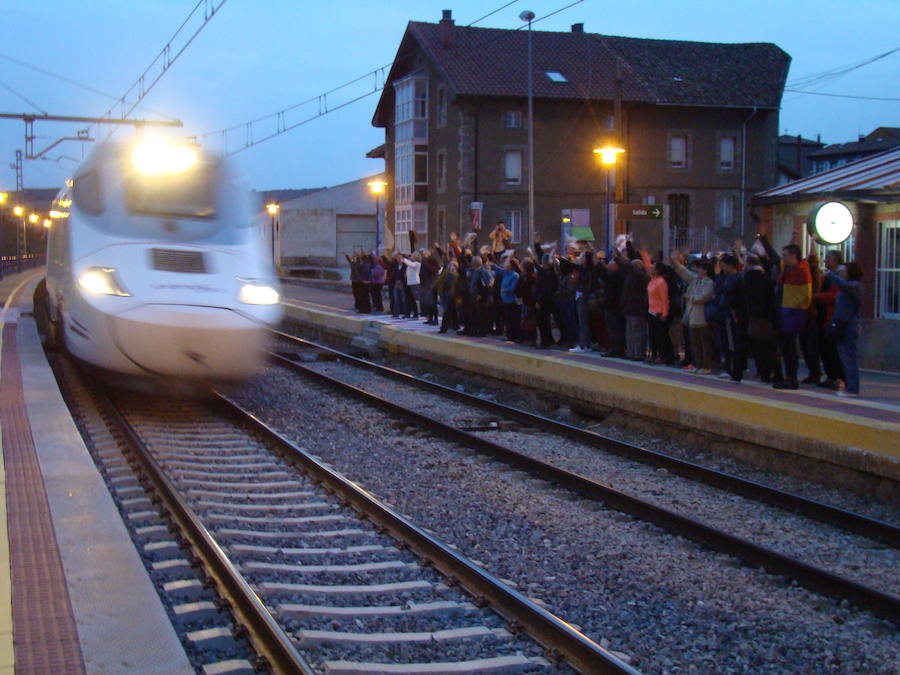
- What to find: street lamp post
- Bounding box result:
[13,205,25,272]
[593,146,625,253]
[368,179,387,254]
[520,9,536,247]
[0,192,7,279]
[265,202,280,274]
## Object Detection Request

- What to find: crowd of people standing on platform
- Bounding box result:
[344,220,864,397]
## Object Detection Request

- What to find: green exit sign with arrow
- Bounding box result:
[617,204,664,220]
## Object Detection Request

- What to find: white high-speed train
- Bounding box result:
[44,139,282,382]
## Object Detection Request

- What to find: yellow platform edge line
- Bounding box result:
[283,302,900,464]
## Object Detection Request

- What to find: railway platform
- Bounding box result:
[0,269,192,674]
[280,283,900,485]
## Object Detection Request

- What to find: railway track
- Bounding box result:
[57,356,633,674]
[268,331,900,624]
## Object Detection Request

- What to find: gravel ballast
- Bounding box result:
[233,364,900,673]
[296,359,900,598]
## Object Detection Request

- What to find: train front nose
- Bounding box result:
[110,305,269,380]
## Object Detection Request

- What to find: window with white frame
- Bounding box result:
[504,208,524,243]
[505,111,523,129]
[436,150,447,191]
[504,150,523,185]
[718,194,735,229]
[670,134,687,168]
[394,76,428,207]
[878,220,900,319]
[719,136,736,170]
[436,86,447,127]
[395,206,412,235]
[395,144,413,205]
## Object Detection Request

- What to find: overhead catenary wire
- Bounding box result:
[786,46,899,89]
[0,81,48,115]
[93,0,228,138]
[784,89,900,102]
[198,0,586,156]
[0,52,178,120]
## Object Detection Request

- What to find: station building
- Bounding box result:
[753,146,900,371]
[270,174,386,272]
[371,11,790,252]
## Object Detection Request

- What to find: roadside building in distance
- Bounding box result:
[371,11,790,253]
[809,127,900,175]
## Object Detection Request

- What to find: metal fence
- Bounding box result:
[668,227,734,254]
[1,253,45,277]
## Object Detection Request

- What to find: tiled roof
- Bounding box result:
[809,127,900,158]
[375,21,789,123]
[754,146,900,202]
[778,135,823,146]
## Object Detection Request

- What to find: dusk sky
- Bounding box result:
[2,0,898,192]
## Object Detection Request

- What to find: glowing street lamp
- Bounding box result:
[43,218,52,228]
[28,213,39,224]
[593,146,626,251]
[368,179,387,253]
[13,205,24,217]
[265,203,279,272]
[0,192,7,205]
[593,146,626,165]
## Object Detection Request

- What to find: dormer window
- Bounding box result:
[545,70,568,83]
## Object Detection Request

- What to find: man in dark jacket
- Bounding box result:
[620,256,650,360]
[534,254,559,348]
[596,258,625,357]
[720,254,746,381]
[742,254,778,383]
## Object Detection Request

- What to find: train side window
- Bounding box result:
[73,170,104,215]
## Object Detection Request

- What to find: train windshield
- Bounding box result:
[126,163,217,219]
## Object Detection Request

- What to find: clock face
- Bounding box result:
[809,201,853,245]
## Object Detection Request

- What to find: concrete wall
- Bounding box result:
[278,175,384,267]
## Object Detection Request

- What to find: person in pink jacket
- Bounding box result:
[647,261,675,364]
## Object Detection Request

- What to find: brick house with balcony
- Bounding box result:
[371,11,790,253]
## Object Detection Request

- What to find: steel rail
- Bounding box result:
[212,392,638,675]
[271,330,900,548]
[268,350,900,624]
[92,386,315,675]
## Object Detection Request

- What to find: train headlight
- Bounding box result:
[132,140,198,176]
[238,282,280,305]
[79,267,131,297]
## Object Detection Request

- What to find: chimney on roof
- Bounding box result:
[859,134,865,142]
[817,133,821,143]
[439,9,455,48]
[571,23,584,33]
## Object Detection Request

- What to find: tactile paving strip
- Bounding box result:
[2,319,85,674]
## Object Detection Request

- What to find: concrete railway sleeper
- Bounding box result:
[266,345,900,624]
[55,359,632,673]
[272,330,899,548]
